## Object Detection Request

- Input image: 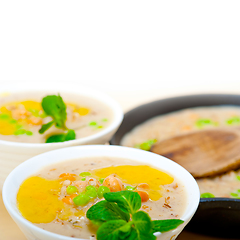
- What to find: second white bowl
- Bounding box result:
[0,83,123,189]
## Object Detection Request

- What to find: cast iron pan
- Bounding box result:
[110,94,240,238]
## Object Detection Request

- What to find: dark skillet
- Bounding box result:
[110,94,240,238]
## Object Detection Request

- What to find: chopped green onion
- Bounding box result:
[14,129,26,135]
[89,121,97,126]
[226,116,240,125]
[102,118,108,122]
[73,193,90,206]
[79,172,91,177]
[81,178,86,181]
[40,112,47,118]
[99,178,105,184]
[125,186,135,191]
[97,125,103,129]
[0,114,10,119]
[28,109,40,117]
[85,186,97,199]
[86,185,96,191]
[230,192,239,197]
[236,175,240,181]
[16,124,22,129]
[195,119,217,129]
[97,186,110,198]
[200,192,215,198]
[25,131,33,136]
[9,119,17,124]
[66,185,78,195]
[86,189,97,199]
[135,139,157,151]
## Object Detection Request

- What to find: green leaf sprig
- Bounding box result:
[38,94,76,143]
[86,191,184,240]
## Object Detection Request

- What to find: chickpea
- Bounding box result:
[136,190,149,202]
[103,175,123,192]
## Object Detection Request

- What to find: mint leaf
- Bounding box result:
[152,219,184,233]
[132,211,156,240]
[97,220,132,240]
[40,94,76,142]
[86,190,184,240]
[46,134,65,143]
[41,95,67,129]
[45,129,76,143]
[87,200,130,222]
[39,120,55,134]
[103,191,141,215]
[65,129,76,141]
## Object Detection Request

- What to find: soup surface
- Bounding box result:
[0,92,112,143]
[121,106,240,198]
[17,156,187,239]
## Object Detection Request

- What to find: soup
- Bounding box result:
[121,106,240,198]
[0,92,112,143]
[17,156,187,239]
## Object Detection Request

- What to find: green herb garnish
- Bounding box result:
[230,190,240,198]
[14,129,33,136]
[45,130,76,143]
[230,192,238,197]
[125,186,136,191]
[200,192,215,198]
[226,116,240,125]
[195,119,218,129]
[38,94,76,143]
[86,191,184,240]
[99,178,105,184]
[0,113,10,119]
[134,139,157,151]
[79,172,91,177]
[89,121,97,126]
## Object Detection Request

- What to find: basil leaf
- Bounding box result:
[132,211,156,240]
[39,120,55,134]
[41,95,67,129]
[65,129,76,141]
[97,220,132,240]
[87,200,130,222]
[103,191,141,215]
[152,219,184,233]
[46,134,65,143]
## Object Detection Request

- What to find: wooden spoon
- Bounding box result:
[150,128,240,178]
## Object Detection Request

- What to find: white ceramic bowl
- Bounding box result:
[0,83,123,189]
[2,145,200,240]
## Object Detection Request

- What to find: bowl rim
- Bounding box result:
[2,145,200,240]
[0,82,123,148]
[110,93,240,203]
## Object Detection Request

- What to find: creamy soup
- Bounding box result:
[0,92,112,143]
[17,157,187,239]
[121,106,240,198]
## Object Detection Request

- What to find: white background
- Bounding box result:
[0,0,240,112]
